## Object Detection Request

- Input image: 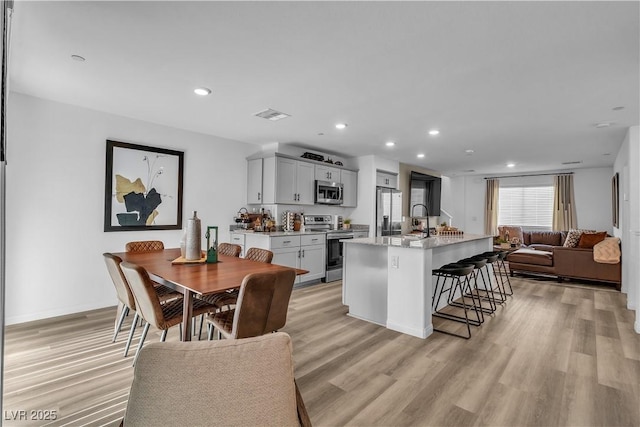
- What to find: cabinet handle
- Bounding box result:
[311,238,318,242]
[297,250,301,258]
[283,240,291,244]
[258,192,261,201]
[302,249,305,257]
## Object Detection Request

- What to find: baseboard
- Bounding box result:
[386,320,433,339]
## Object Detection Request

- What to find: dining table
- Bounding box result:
[113,248,308,341]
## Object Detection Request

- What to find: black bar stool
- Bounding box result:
[431,263,479,339]
[478,252,508,304]
[493,250,514,295]
[458,256,496,315]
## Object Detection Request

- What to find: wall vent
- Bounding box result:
[254,108,290,121]
[561,161,582,165]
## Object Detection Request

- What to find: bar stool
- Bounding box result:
[478,252,508,304]
[493,250,514,295]
[432,263,479,339]
[458,256,496,315]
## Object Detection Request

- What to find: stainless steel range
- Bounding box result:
[303,215,354,282]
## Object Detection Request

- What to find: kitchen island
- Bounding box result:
[342,234,493,339]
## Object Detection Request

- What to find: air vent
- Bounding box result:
[463,169,476,173]
[254,108,290,121]
[561,161,582,165]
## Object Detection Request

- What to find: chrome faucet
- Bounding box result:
[411,203,431,238]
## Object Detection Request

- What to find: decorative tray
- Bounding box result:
[172,252,207,264]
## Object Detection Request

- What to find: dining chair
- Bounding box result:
[125,240,164,253]
[102,253,181,357]
[206,269,296,340]
[119,261,217,365]
[121,333,311,427]
[218,242,241,257]
[198,247,273,312]
[244,247,274,263]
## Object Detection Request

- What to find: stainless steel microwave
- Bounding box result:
[315,180,343,205]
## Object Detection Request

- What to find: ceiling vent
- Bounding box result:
[561,161,582,165]
[463,169,476,173]
[254,108,290,121]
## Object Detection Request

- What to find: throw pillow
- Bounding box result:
[577,231,607,249]
[563,229,596,247]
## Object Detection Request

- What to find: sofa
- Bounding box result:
[501,228,621,290]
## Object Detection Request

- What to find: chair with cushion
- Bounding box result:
[125,240,164,253]
[206,269,296,340]
[103,253,181,357]
[121,332,310,426]
[245,247,274,264]
[218,242,242,257]
[120,261,217,365]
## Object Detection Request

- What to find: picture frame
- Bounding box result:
[612,172,619,228]
[104,140,184,232]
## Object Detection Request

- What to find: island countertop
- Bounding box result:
[343,234,492,249]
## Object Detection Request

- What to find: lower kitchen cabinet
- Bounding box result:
[245,233,326,284]
[229,232,246,257]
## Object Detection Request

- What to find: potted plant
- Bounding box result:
[495,237,510,249]
[343,218,352,229]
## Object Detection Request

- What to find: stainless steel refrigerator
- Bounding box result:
[376,187,402,236]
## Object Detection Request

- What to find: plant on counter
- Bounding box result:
[343,218,352,229]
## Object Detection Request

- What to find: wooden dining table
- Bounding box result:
[113,248,308,341]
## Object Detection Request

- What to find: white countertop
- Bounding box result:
[343,234,492,249]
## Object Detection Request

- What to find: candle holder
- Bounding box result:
[205,226,218,263]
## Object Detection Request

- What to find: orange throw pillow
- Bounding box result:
[577,232,607,249]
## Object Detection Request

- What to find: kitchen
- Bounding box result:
[229,143,445,288]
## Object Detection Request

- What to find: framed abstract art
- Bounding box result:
[104,140,184,232]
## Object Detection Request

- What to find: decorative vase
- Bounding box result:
[185,211,202,260]
[206,226,218,263]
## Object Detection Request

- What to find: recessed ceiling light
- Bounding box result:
[194,87,211,96]
[428,130,440,136]
[71,54,85,62]
[507,163,515,168]
[417,153,425,158]
[612,106,625,111]
[465,149,474,154]
[385,141,395,147]
[335,123,348,130]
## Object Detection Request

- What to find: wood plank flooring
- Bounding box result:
[3,276,639,426]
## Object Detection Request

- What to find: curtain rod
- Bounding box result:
[484,172,573,180]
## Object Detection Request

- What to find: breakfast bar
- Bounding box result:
[342,234,493,339]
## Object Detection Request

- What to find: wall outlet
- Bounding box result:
[391,256,399,269]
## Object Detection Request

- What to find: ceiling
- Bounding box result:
[9,1,639,176]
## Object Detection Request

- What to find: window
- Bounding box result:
[498,185,554,230]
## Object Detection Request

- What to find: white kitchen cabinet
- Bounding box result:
[229,232,246,257]
[247,158,263,204]
[376,171,397,189]
[340,169,357,207]
[274,157,315,205]
[299,235,326,282]
[244,233,325,284]
[315,165,341,183]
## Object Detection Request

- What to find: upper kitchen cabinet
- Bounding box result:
[247,158,263,204]
[341,169,357,207]
[376,171,398,189]
[315,165,341,183]
[263,156,315,205]
[254,153,358,206]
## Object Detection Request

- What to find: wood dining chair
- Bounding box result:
[218,242,242,257]
[103,253,181,357]
[206,269,296,340]
[119,261,217,366]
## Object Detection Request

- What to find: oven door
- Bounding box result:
[326,233,354,270]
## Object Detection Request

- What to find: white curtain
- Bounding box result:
[553,174,577,230]
[484,178,499,235]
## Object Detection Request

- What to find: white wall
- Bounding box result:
[614,126,640,332]
[456,167,616,235]
[5,93,258,324]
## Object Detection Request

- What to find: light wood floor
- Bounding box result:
[3,276,639,426]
